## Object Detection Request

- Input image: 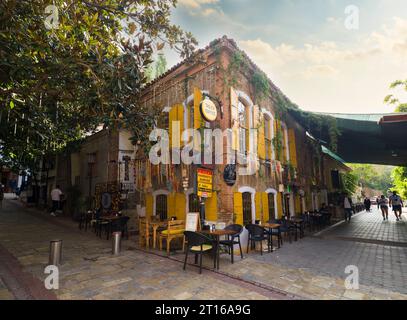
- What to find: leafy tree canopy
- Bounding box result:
[0,0,197,172]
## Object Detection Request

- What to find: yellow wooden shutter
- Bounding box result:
[288,128,297,168]
[276,192,283,218]
[233,192,243,225]
[205,191,217,221]
[230,87,240,152]
[194,88,203,151]
[169,106,177,149]
[274,119,280,161]
[257,109,266,159]
[295,194,301,216]
[146,194,153,218]
[262,192,269,223]
[255,193,262,221]
[168,193,175,217]
[175,193,186,220]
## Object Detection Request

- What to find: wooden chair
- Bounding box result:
[139,217,153,248]
[159,220,185,255]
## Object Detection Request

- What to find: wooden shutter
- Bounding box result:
[288,128,297,168]
[146,194,153,218]
[167,193,175,218]
[276,192,283,218]
[169,106,178,149]
[233,192,243,225]
[230,87,240,152]
[205,191,217,221]
[255,192,262,221]
[262,192,269,223]
[257,109,266,159]
[175,193,186,220]
[194,88,203,151]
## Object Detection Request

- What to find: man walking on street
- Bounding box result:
[344,194,353,222]
[389,191,403,221]
[50,185,63,217]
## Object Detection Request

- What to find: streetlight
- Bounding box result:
[87,153,96,210]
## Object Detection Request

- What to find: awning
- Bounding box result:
[289,111,407,166]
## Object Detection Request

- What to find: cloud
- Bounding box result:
[178,0,219,10]
[238,17,407,113]
[302,65,339,79]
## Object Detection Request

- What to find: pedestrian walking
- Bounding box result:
[378,195,389,221]
[50,185,63,217]
[364,197,371,212]
[343,194,353,222]
[0,184,4,210]
[389,191,404,221]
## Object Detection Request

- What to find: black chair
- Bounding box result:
[79,211,93,231]
[183,231,216,274]
[219,224,244,263]
[110,216,130,240]
[246,224,270,255]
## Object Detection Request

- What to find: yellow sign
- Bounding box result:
[200,98,217,122]
[197,168,213,198]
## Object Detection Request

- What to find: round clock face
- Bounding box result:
[223,164,237,186]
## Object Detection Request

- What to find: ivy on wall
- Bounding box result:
[215,46,341,153]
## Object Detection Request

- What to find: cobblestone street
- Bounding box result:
[0,199,406,300]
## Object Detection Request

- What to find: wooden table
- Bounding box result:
[288,218,304,240]
[261,223,281,250]
[200,229,237,270]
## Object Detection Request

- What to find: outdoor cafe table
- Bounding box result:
[288,217,304,240]
[200,229,237,270]
[260,223,281,250]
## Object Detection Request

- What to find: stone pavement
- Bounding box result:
[0,200,406,300]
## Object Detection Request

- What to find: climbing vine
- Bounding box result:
[214,43,341,153]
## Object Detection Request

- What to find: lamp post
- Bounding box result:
[87,153,96,210]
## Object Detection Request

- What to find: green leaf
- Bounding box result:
[10,100,15,109]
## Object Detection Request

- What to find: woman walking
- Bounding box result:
[378,195,389,221]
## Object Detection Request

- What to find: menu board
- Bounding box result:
[185,213,200,232]
[197,168,213,198]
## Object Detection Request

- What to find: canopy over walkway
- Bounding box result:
[292,111,407,166]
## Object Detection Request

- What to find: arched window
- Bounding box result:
[188,193,200,213]
[156,194,168,221]
[238,100,251,155]
[242,192,252,226]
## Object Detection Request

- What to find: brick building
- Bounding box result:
[133,36,350,227]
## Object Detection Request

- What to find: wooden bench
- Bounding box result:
[159,220,185,255]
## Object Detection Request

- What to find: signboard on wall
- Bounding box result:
[197,168,213,198]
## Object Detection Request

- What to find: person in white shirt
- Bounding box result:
[50,185,63,216]
[343,194,353,222]
[389,191,404,221]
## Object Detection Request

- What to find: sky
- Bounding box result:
[164,0,407,114]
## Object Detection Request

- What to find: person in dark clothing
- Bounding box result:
[364,198,371,212]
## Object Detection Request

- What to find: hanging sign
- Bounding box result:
[223,164,236,186]
[200,98,217,122]
[197,168,213,198]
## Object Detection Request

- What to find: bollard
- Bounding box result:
[49,240,62,266]
[112,232,121,255]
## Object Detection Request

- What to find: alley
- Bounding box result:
[0,199,406,300]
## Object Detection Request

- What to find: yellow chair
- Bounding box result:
[159,220,185,255]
